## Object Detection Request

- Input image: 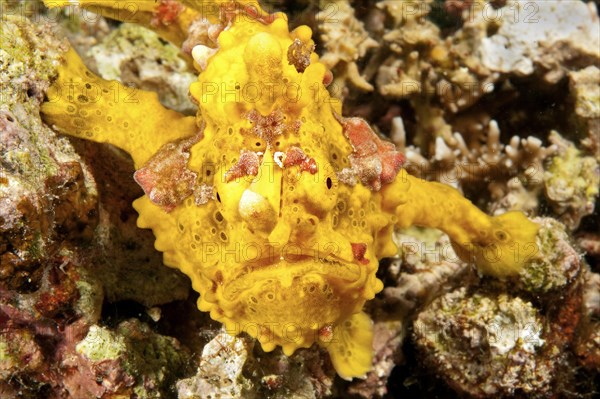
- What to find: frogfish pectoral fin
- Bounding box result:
[319,311,373,380]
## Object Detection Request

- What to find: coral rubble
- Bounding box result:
[89,23,198,114]
[544,131,600,230]
[414,288,552,397]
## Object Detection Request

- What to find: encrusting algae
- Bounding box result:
[40,0,539,380]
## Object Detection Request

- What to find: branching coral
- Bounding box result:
[395,117,557,215]
[316,0,379,92]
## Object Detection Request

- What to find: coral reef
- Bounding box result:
[516,217,581,294]
[326,0,599,222]
[346,227,472,398]
[1,0,599,398]
[73,319,190,398]
[410,216,587,398]
[568,65,600,157]
[178,330,335,399]
[316,0,379,92]
[177,331,253,399]
[476,0,599,81]
[1,14,191,399]
[543,131,600,230]
[409,220,577,397]
[414,288,553,397]
[575,270,600,372]
[0,11,95,293]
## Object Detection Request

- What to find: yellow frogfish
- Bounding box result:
[40,0,539,379]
